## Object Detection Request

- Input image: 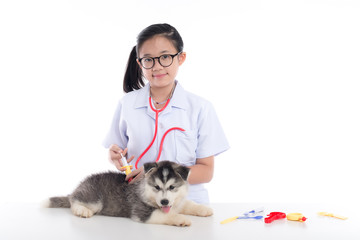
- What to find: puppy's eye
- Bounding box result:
[154,185,161,191]
[169,185,175,190]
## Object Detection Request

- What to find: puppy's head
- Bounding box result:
[143,161,190,213]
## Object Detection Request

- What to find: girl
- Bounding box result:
[103,23,229,204]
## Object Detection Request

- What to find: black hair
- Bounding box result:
[123,23,184,93]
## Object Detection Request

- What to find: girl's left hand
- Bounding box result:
[126,166,144,184]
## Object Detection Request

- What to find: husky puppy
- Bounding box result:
[45,161,213,227]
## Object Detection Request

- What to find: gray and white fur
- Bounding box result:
[45,161,213,227]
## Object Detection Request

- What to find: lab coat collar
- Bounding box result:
[133,83,150,109]
[133,80,188,110]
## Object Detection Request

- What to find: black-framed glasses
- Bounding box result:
[138,52,182,69]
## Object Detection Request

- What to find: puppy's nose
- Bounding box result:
[160,199,169,206]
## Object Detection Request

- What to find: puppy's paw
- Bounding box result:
[71,204,94,218]
[146,210,191,227]
[193,205,213,217]
[180,200,214,217]
[171,215,192,227]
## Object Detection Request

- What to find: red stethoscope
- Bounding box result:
[134,97,185,169]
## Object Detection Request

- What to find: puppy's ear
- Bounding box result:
[144,162,158,174]
[175,165,191,181]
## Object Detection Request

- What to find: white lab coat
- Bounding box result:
[103,81,229,203]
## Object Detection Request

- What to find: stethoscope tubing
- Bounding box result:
[134,97,185,169]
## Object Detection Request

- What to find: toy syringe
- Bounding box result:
[120,153,132,176]
[221,207,264,224]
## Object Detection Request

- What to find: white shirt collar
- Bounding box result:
[133,80,188,110]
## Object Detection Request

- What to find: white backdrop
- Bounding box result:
[1,0,359,204]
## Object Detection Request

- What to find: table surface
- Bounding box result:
[1,202,358,240]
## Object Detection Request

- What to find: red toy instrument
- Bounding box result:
[264,212,286,223]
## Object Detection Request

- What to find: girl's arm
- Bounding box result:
[187,156,214,184]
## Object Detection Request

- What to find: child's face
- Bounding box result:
[137,35,186,90]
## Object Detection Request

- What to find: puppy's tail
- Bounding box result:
[43,196,71,208]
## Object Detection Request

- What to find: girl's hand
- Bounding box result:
[108,144,134,172]
[126,166,144,184]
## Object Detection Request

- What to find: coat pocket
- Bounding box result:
[174,130,197,166]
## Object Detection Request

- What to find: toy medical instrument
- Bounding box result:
[220,216,239,225]
[287,213,307,222]
[135,97,185,169]
[264,212,286,223]
[120,152,133,183]
[220,207,264,224]
[318,212,347,220]
[243,207,265,216]
[238,216,264,220]
[120,153,132,176]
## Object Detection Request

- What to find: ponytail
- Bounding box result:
[123,46,144,93]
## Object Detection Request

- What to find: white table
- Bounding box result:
[1,202,358,240]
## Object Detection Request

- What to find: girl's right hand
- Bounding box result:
[108,144,134,172]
